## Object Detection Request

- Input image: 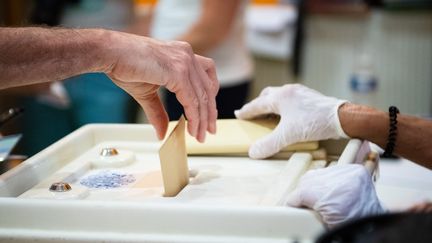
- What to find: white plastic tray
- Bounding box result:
[0,124,365,242]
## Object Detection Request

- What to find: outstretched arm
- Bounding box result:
[339,103,432,169]
[0,27,219,142]
[235,84,432,169]
[0,27,107,88]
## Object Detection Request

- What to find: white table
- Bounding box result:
[376,158,432,210]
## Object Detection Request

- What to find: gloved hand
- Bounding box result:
[284,164,385,228]
[235,84,348,159]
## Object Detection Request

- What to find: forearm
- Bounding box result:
[0,27,112,89]
[339,103,432,169]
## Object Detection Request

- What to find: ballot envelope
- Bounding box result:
[0,120,430,242]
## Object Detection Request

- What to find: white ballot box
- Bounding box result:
[0,123,427,243]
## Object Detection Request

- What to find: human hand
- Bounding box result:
[105,32,219,142]
[408,201,432,213]
[235,84,348,159]
[285,164,385,228]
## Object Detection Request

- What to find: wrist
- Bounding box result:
[93,29,156,76]
[338,103,388,146]
[82,29,119,74]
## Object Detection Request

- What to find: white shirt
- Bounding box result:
[151,0,254,87]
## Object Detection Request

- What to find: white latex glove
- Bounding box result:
[284,164,385,228]
[235,84,348,159]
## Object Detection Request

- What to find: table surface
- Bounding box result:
[376,158,432,210]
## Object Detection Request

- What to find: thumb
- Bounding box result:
[113,78,169,140]
[284,189,303,207]
[138,92,169,140]
[284,184,320,209]
[249,122,289,159]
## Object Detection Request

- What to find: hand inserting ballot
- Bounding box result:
[106,34,219,142]
[0,28,219,143]
[235,84,348,159]
[284,164,385,228]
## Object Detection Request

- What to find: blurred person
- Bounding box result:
[0,27,219,143]
[148,0,254,119]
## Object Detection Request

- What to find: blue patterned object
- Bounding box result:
[80,171,136,189]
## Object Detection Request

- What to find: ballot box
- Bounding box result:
[0,123,401,242]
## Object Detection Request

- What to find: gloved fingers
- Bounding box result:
[248,123,289,159]
[284,189,303,207]
[285,171,323,208]
[234,95,274,120]
[283,164,387,228]
[258,86,276,96]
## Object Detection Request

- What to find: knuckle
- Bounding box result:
[212,82,220,95]
[178,41,193,53]
[181,52,192,62]
[260,87,272,96]
[282,84,297,95]
[191,97,200,108]
[288,83,303,92]
[199,92,209,104]
[176,63,189,78]
[206,58,215,67]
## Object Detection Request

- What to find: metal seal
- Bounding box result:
[49,182,72,192]
[100,148,119,157]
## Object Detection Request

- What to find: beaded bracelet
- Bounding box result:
[383,106,399,158]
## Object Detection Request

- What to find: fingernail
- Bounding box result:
[208,122,216,134]
[190,124,197,137]
[157,130,165,140]
[187,126,196,139]
[212,121,217,133]
[197,130,206,143]
[193,128,198,138]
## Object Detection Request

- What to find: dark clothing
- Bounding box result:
[164,81,251,120]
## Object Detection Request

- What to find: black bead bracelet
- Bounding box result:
[383,106,399,158]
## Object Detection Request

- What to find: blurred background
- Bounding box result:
[0,0,431,159]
